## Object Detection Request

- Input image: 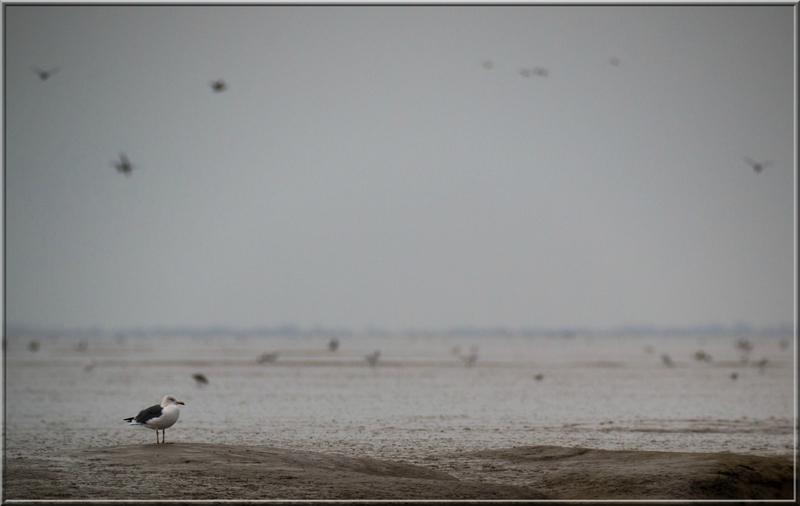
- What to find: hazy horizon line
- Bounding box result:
[5,321,795,338]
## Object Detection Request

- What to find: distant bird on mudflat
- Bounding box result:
[366,350,380,367]
[482,60,494,70]
[32,66,59,80]
[744,157,772,173]
[257,351,278,364]
[328,337,339,352]
[693,350,712,363]
[124,395,185,444]
[609,57,620,66]
[112,152,133,176]
[460,344,479,367]
[210,79,227,92]
[532,67,548,77]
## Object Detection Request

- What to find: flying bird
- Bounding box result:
[32,66,59,80]
[192,373,209,386]
[124,395,185,444]
[210,79,227,92]
[112,152,133,176]
[744,157,772,173]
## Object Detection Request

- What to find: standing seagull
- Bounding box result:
[123,395,185,444]
[32,66,59,80]
[112,152,133,176]
[744,157,773,173]
[210,79,227,92]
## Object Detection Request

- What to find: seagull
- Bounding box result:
[112,152,133,176]
[32,66,59,80]
[693,350,712,363]
[519,68,533,78]
[460,344,479,367]
[256,351,278,364]
[609,57,620,66]
[210,79,227,92]
[482,60,494,70]
[192,373,209,386]
[124,395,185,444]
[744,157,773,173]
[532,67,548,77]
[366,350,380,367]
[328,337,339,352]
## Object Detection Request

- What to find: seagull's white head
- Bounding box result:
[161,395,185,407]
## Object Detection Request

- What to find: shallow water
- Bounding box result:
[4,333,795,466]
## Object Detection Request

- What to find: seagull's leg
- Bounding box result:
[163,430,166,444]
[156,430,160,444]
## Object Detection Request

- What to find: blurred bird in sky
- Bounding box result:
[210,79,227,92]
[192,373,209,386]
[112,152,133,176]
[744,157,773,173]
[32,65,59,80]
[532,66,549,77]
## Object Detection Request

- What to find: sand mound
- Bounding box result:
[4,443,546,500]
[464,446,795,500]
[3,443,793,500]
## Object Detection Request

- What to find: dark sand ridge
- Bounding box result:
[3,443,794,501]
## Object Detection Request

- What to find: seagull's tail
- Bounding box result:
[123,417,138,425]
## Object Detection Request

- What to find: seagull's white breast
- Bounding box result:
[146,404,180,430]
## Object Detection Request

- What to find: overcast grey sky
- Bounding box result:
[4,4,796,332]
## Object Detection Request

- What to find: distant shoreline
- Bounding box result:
[5,322,795,339]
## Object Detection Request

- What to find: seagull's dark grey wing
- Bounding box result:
[133,404,164,424]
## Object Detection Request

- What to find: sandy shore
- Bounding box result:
[3,443,794,501]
